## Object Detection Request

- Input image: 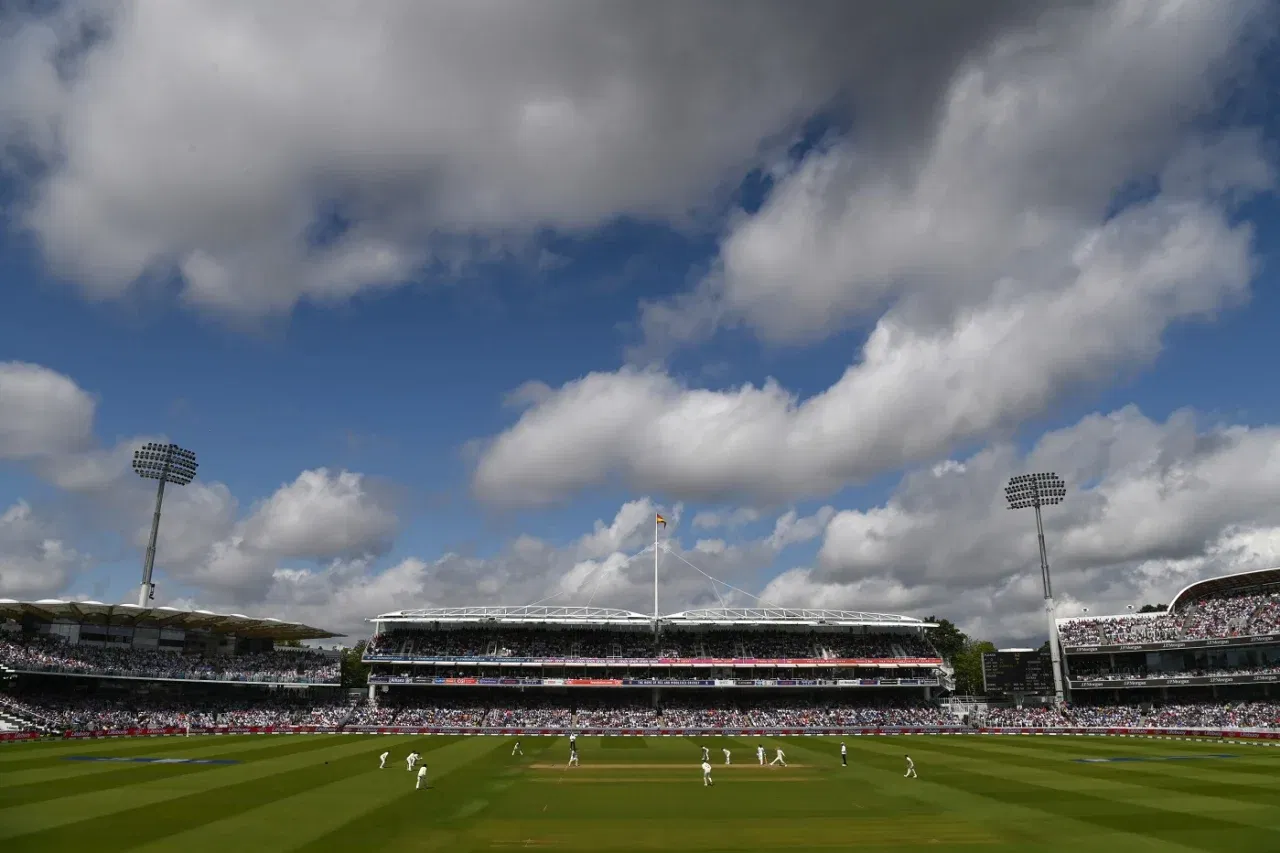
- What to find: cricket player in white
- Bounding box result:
[904,755,917,778]
[379,751,389,769]
[770,748,787,766]
[416,765,428,789]
[701,745,710,762]
[512,740,523,756]
[406,751,418,771]
[722,748,731,765]
[567,745,579,768]
[701,760,714,786]
[756,744,766,765]
[840,742,847,767]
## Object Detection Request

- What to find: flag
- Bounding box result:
[655,514,667,527]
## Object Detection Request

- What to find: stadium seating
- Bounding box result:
[7,686,1278,733]
[984,701,1280,729]
[264,695,955,729]
[0,689,354,731]
[0,635,340,684]
[1066,662,1280,681]
[365,628,939,660]
[1058,591,1280,646]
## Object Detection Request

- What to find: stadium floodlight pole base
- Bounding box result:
[1045,595,1066,706]
[139,478,166,608]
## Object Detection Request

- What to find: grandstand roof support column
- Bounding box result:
[1006,473,1067,706]
[132,443,199,608]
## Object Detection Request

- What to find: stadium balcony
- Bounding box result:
[363,606,943,667]
[0,599,342,686]
[1066,662,1280,691]
[1055,567,1280,652]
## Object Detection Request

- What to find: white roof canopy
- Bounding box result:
[373,605,933,629]
[0,599,341,641]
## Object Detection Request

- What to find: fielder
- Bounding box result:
[756,744,766,765]
[904,755,917,779]
[379,751,389,769]
[512,740,523,756]
[406,751,418,771]
[701,760,714,787]
[701,745,710,762]
[840,742,847,767]
[416,764,428,789]
[722,747,731,765]
[567,745,579,768]
[770,748,787,767]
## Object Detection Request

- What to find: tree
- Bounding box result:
[925,616,967,662]
[952,640,997,695]
[277,639,303,648]
[1139,604,1166,613]
[340,641,371,688]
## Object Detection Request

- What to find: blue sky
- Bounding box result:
[1,1,1279,643]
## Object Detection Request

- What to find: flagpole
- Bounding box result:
[653,515,659,625]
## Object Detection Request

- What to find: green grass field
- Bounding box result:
[2,732,1278,852]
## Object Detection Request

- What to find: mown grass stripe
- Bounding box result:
[4,739,416,853]
[919,737,1280,797]
[0,735,401,844]
[289,736,560,852]
[123,735,502,853]
[0,735,411,805]
[917,748,1280,847]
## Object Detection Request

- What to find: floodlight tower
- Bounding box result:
[132,442,198,607]
[1005,472,1067,705]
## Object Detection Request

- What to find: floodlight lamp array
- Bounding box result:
[132,443,198,485]
[1005,472,1066,509]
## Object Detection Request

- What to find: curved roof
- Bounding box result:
[664,608,935,627]
[0,599,340,641]
[1167,567,1280,613]
[374,605,654,626]
[373,605,932,628]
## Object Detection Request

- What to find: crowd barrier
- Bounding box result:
[0,731,40,742]
[4,725,1278,743]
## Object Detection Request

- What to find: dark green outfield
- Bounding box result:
[2,732,1278,852]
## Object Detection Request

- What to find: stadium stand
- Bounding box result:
[0,635,340,684]
[0,599,341,686]
[361,607,947,718]
[0,599,346,738]
[0,685,355,731]
[11,572,1280,741]
[984,701,1280,729]
[1054,568,1280,700]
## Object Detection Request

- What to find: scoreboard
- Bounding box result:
[982,650,1053,693]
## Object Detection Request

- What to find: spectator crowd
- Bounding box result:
[321,696,954,729]
[366,629,940,661]
[1067,662,1280,681]
[0,636,339,684]
[0,690,352,731]
[1059,591,1280,647]
[7,689,1280,732]
[985,701,1280,729]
